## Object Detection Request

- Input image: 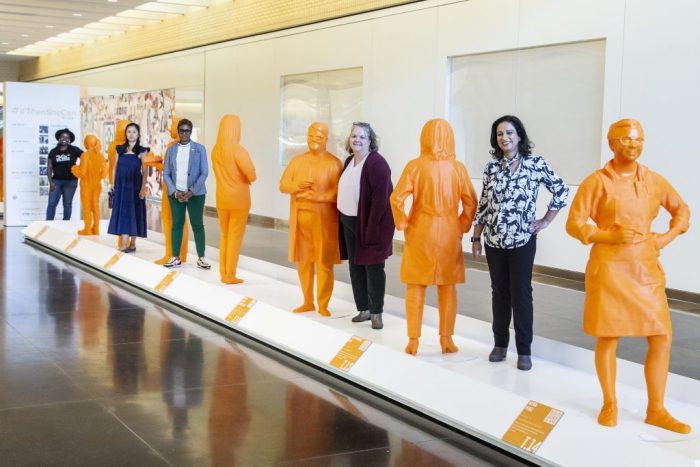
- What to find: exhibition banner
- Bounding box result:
[4,82,81,226]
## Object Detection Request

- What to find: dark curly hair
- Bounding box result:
[489,115,534,159]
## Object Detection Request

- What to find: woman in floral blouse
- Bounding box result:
[471,115,569,370]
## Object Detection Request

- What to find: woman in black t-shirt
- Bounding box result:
[46,128,83,220]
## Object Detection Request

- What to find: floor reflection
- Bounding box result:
[0,226,521,466]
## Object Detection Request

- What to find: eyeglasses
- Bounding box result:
[178,128,192,133]
[617,137,644,146]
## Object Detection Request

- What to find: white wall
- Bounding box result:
[41,0,700,293]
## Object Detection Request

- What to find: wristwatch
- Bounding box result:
[470,236,481,243]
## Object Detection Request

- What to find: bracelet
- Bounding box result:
[470,236,481,243]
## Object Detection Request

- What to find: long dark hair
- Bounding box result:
[120,122,144,154]
[489,115,534,159]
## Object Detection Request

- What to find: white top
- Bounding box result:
[337,154,369,216]
[175,143,190,191]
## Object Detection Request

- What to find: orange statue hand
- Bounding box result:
[143,153,163,168]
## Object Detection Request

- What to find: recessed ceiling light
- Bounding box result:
[1,42,9,45]
[108,0,118,2]
[73,13,83,17]
[45,25,54,28]
[21,34,29,37]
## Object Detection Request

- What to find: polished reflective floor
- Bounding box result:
[0,226,527,467]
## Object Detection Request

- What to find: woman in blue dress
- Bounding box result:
[108,122,149,252]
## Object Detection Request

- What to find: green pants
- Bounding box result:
[170,194,206,258]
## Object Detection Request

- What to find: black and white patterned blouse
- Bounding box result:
[474,154,569,249]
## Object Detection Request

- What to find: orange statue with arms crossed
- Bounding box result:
[212,114,257,284]
[280,122,343,317]
[71,134,108,235]
[567,118,691,433]
[390,118,477,355]
[143,117,190,264]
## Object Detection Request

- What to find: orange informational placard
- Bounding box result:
[502,400,564,453]
[330,335,372,372]
[225,297,257,324]
[33,225,49,240]
[64,237,80,253]
[154,271,178,292]
[103,252,123,269]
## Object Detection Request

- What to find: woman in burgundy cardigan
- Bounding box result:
[338,122,395,329]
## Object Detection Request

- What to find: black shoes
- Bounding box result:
[488,346,507,362]
[517,355,532,371]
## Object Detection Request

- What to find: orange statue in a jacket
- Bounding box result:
[143,117,189,263]
[390,119,477,355]
[567,118,691,433]
[212,115,257,284]
[280,122,343,317]
[71,134,108,235]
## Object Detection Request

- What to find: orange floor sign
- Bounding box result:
[64,238,80,253]
[33,225,49,240]
[330,336,372,372]
[225,297,257,323]
[154,271,178,292]
[104,252,123,269]
[502,400,564,453]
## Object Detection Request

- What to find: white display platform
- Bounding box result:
[22,220,700,466]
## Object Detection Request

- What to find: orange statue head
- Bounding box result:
[420,118,456,161]
[84,134,100,151]
[114,119,130,145]
[216,114,241,146]
[307,122,328,154]
[608,118,645,163]
[169,116,181,140]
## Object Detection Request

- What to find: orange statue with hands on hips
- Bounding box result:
[390,118,478,355]
[212,114,257,284]
[280,122,343,317]
[71,134,108,235]
[143,117,189,264]
[566,118,691,433]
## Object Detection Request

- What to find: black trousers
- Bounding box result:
[484,236,537,355]
[340,213,386,315]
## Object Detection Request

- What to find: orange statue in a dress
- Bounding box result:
[567,118,691,433]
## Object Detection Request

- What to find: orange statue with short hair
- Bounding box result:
[71,134,108,235]
[212,115,256,284]
[280,122,343,317]
[390,119,477,355]
[567,118,691,433]
[143,117,189,264]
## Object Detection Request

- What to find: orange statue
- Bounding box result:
[280,122,343,317]
[390,119,478,355]
[212,115,257,284]
[71,134,108,235]
[143,117,189,264]
[566,118,691,433]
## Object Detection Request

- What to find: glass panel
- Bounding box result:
[279,67,362,165]
[449,40,606,183]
